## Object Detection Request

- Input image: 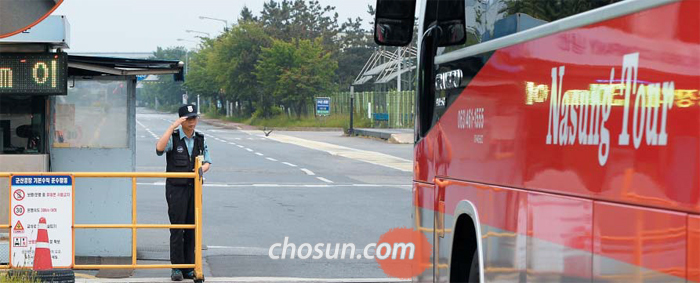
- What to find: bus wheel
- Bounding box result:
[468,250,480,282]
[450,215,478,282]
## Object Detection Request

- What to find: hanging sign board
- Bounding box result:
[0,53,68,95]
[10,175,73,268]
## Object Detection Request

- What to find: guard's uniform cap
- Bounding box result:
[178,104,198,118]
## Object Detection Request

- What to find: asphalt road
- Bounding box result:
[132,108,413,279]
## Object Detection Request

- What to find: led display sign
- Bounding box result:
[0,53,67,95]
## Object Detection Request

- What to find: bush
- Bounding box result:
[251,106,283,120]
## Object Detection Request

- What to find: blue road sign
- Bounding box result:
[315,97,330,116]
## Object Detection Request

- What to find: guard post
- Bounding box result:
[0,15,186,266]
[0,156,206,281]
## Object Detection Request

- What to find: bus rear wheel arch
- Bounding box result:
[450,214,480,283]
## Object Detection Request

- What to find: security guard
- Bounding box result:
[155,104,212,281]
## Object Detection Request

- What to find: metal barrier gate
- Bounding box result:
[0,156,205,281]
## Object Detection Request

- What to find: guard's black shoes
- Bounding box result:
[171,269,183,281]
[184,270,196,279]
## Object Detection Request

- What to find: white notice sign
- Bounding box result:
[10,175,73,268]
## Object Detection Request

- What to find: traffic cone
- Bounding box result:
[33,217,53,271]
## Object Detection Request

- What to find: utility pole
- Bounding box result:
[349,86,355,135]
[397,47,402,92]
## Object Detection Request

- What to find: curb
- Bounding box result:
[352,129,413,144]
[200,118,342,132]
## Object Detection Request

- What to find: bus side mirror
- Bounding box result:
[374,0,416,46]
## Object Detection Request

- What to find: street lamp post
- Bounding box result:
[186,30,210,37]
[177,38,198,110]
[199,16,229,32]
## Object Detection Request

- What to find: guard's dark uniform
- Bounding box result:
[165,129,204,274]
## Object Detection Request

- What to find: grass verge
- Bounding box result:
[207,114,372,130]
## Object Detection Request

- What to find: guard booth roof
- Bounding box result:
[67,55,184,81]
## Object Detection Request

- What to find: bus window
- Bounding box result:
[439,0,625,55]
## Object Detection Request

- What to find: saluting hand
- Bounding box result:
[171,117,188,129]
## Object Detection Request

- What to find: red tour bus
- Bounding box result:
[374,0,700,282]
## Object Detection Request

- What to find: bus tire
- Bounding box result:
[467,250,479,283]
[450,214,479,282]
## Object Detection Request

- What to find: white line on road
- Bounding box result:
[237,145,244,148]
[300,168,315,176]
[235,138,242,140]
[246,148,254,152]
[136,120,159,140]
[266,157,278,162]
[255,152,264,156]
[282,162,297,167]
[316,177,334,183]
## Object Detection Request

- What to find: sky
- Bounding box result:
[51,0,375,53]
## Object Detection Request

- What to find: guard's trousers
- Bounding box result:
[166,183,195,273]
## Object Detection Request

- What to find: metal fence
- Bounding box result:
[0,157,206,282]
[327,91,415,128]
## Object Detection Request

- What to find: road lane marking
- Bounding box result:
[136,119,159,140]
[316,177,334,183]
[235,138,242,140]
[237,145,244,148]
[246,148,254,152]
[282,162,297,167]
[266,157,278,162]
[304,184,330,188]
[300,168,315,176]
[255,152,264,156]
[247,131,412,172]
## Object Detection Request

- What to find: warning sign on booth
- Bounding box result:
[10,175,73,268]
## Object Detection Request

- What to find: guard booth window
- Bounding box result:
[54,80,128,148]
[0,96,46,154]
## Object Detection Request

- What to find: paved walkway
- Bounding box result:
[200,117,414,144]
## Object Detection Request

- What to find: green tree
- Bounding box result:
[500,0,620,22]
[336,16,375,88]
[255,39,337,118]
[260,0,293,40]
[183,39,219,111]
[261,0,339,50]
[239,5,258,23]
[210,21,272,116]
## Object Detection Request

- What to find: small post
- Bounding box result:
[197,95,201,115]
[194,156,204,280]
[131,177,137,267]
[349,86,355,135]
